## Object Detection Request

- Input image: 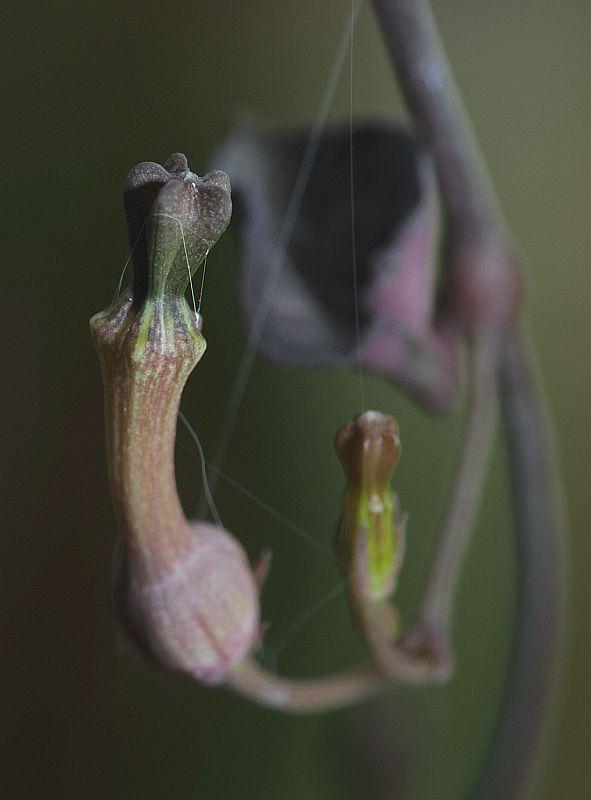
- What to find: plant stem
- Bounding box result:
[228,603,453,712]
[370,0,503,243]
[417,331,498,635]
[227,657,386,713]
[355,598,452,683]
[469,324,566,799]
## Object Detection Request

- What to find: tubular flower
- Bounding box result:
[91,154,260,685]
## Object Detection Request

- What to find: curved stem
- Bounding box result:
[417,332,498,634]
[227,657,386,714]
[227,609,452,712]
[370,0,504,243]
[468,325,566,799]
[356,599,452,683]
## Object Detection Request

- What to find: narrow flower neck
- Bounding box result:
[91,295,205,568]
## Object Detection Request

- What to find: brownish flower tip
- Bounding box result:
[335,410,401,486]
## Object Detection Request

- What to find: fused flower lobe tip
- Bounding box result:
[123,153,232,306]
[91,154,232,359]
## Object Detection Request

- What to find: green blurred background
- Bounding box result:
[3,1,590,798]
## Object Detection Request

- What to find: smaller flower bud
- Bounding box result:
[335,411,407,603]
